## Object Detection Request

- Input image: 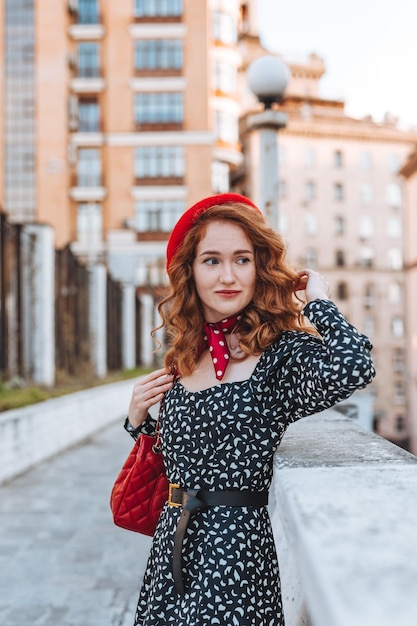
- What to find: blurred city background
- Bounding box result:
[1,0,417,455]
[2,2,417,625]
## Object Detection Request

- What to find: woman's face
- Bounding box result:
[192,220,256,322]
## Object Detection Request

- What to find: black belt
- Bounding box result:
[169,484,269,595]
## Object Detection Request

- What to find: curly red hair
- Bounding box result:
[155,202,314,376]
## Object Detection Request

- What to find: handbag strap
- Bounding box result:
[152,402,163,454]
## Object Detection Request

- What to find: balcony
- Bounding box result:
[70,77,105,93]
[68,23,105,39]
[69,174,106,202]
[67,2,104,41]
[271,409,417,626]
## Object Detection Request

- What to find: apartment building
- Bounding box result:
[1,0,417,447]
[235,21,417,447]
[0,0,243,268]
[400,149,417,454]
[0,0,246,355]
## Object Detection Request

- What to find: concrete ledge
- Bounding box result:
[0,380,134,485]
[271,410,417,626]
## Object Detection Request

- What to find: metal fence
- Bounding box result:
[55,245,91,376]
[0,213,23,379]
[106,273,123,371]
[1,210,132,383]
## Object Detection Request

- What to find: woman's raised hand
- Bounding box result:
[294,268,330,303]
[128,368,175,428]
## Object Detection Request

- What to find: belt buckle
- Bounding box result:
[168,483,181,507]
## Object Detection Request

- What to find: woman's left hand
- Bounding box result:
[294,268,330,303]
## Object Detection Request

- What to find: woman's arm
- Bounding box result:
[288,297,375,421]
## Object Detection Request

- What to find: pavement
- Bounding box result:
[0,421,152,626]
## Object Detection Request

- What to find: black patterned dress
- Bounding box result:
[130,300,375,626]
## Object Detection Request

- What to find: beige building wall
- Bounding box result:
[102,0,134,235]
[36,0,70,246]
[237,43,417,448]
[44,0,243,272]
[400,149,417,454]
[1,0,245,239]
[0,0,242,251]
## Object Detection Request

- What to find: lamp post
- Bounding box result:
[246,56,290,231]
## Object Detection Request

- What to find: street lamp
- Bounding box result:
[246,56,290,230]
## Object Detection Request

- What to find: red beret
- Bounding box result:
[166,193,262,270]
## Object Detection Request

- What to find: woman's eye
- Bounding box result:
[204,258,219,265]
[237,257,250,264]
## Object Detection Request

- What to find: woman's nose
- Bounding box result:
[219,263,235,283]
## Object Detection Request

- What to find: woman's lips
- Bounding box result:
[215,290,241,296]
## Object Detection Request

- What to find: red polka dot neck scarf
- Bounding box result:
[203,314,241,380]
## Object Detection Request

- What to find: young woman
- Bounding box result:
[125,193,375,625]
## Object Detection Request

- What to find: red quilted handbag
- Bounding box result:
[110,415,169,536]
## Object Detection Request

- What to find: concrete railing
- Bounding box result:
[0,379,134,484]
[271,410,417,626]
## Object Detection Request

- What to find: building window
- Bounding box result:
[134,199,184,232]
[304,213,317,236]
[278,212,288,235]
[334,150,343,167]
[240,2,249,32]
[211,161,229,193]
[278,180,287,199]
[395,415,405,432]
[359,247,374,268]
[391,317,404,337]
[387,216,401,238]
[214,110,238,144]
[388,282,402,305]
[335,249,345,266]
[134,39,183,71]
[304,181,316,202]
[393,348,405,373]
[4,0,36,221]
[360,183,374,205]
[364,283,375,308]
[363,316,375,337]
[334,216,345,235]
[337,281,348,300]
[78,0,99,25]
[77,42,100,78]
[134,146,184,179]
[305,248,317,268]
[334,182,344,201]
[305,147,315,167]
[134,0,183,18]
[77,148,101,186]
[212,11,237,45]
[76,203,102,244]
[388,153,400,174]
[393,382,406,405]
[78,98,100,132]
[134,92,183,126]
[213,61,237,95]
[359,215,374,239]
[388,248,402,270]
[360,151,372,170]
[387,183,402,208]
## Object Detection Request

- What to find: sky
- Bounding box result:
[258,0,417,129]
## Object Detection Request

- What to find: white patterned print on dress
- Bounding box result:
[131,300,375,626]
